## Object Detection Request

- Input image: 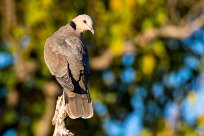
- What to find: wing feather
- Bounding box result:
[45,36,85,81]
[44,35,89,91]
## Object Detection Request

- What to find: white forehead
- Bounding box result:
[73,14,93,24]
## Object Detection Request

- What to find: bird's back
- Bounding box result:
[44,24,93,119]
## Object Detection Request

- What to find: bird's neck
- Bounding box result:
[69,21,83,38]
[73,29,83,38]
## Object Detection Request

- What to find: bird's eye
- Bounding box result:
[83,20,87,23]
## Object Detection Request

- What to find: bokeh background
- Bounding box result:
[0,0,204,136]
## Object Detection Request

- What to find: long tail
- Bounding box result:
[63,89,93,119]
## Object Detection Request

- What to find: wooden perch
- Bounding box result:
[52,94,74,136]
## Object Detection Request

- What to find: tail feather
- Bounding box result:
[64,91,93,119]
[81,96,93,119]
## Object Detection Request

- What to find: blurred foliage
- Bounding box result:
[0,0,204,136]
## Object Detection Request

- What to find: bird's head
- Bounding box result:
[71,14,94,34]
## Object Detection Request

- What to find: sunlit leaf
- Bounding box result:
[152,40,166,58]
[187,91,196,105]
[141,54,156,75]
[110,0,122,11]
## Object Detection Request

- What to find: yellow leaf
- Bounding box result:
[137,0,147,5]
[156,119,174,136]
[141,54,156,75]
[140,129,152,136]
[110,0,122,11]
[156,10,167,25]
[90,87,102,100]
[198,114,204,125]
[152,40,166,57]
[42,0,52,6]
[12,26,25,38]
[125,0,136,8]
[187,91,196,105]
[110,38,123,56]
[142,19,154,30]
[25,1,47,25]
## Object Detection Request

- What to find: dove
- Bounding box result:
[44,14,94,119]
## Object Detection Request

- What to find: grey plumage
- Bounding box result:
[44,15,94,119]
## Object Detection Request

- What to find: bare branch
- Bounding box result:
[135,14,204,45]
[90,13,204,70]
[90,49,113,70]
[3,0,16,35]
[90,41,136,70]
